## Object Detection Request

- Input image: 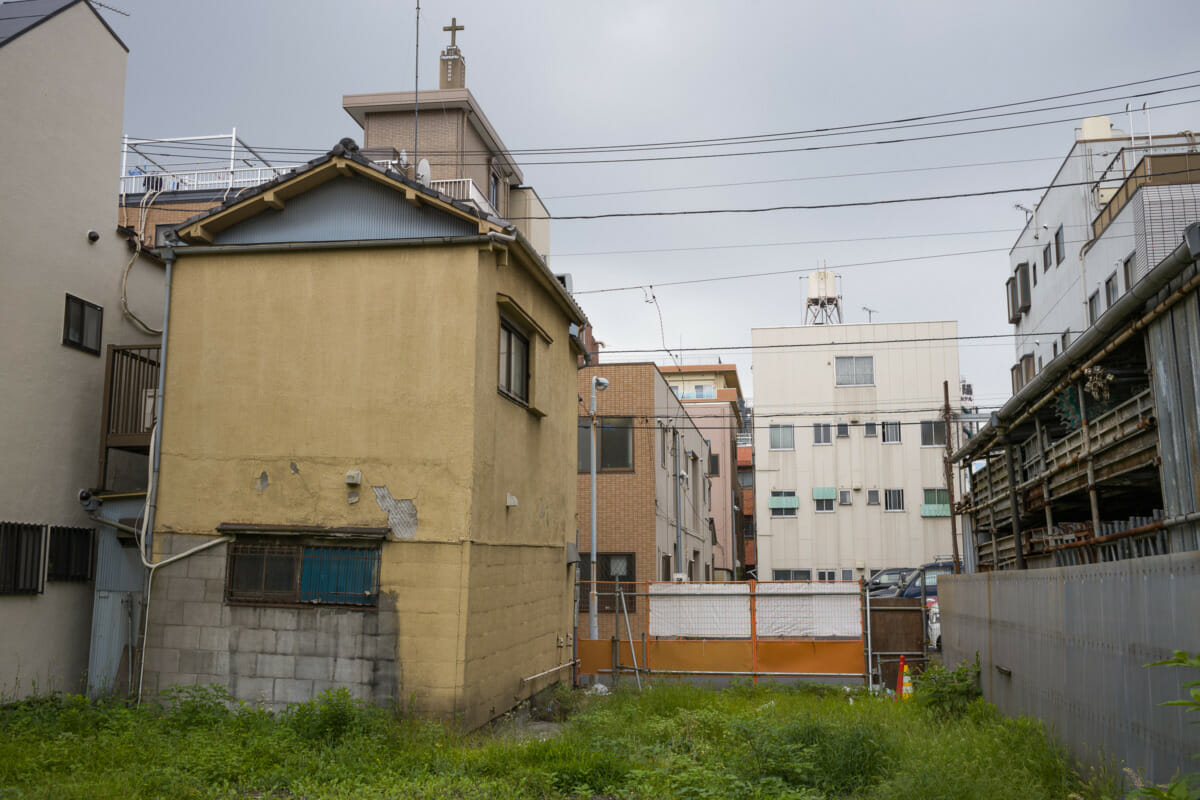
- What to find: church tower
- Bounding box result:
[440,17,465,89]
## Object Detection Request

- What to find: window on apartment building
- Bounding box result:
[813,488,835,512]
[769,490,798,517]
[882,421,901,443]
[1043,243,1053,273]
[1011,364,1022,394]
[836,422,849,438]
[693,384,713,399]
[661,554,672,581]
[1123,253,1135,292]
[920,420,946,447]
[577,417,634,471]
[834,356,874,386]
[884,489,905,511]
[1015,263,1031,312]
[1021,354,1035,385]
[773,569,812,581]
[47,527,94,582]
[661,427,668,467]
[924,488,950,505]
[816,569,837,582]
[709,452,719,476]
[737,471,753,489]
[579,553,636,612]
[1054,225,1065,264]
[814,498,834,512]
[62,294,102,356]
[867,489,880,505]
[839,490,852,506]
[769,424,794,450]
[923,488,950,517]
[0,522,46,595]
[1105,272,1119,308]
[813,423,832,445]
[498,318,530,403]
[225,539,381,607]
[743,519,755,539]
[841,569,853,581]
[1088,291,1100,325]
[863,422,877,438]
[1006,276,1021,324]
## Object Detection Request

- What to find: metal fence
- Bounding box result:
[576,580,866,684]
[941,552,1200,785]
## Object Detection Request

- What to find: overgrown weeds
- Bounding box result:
[0,677,1091,799]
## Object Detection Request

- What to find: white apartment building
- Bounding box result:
[1008,115,1200,389]
[752,321,961,580]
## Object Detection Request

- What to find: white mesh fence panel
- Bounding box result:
[755,582,862,638]
[648,583,751,638]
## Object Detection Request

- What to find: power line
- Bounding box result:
[594,332,1017,353]
[123,68,1200,160]
[529,162,1200,221]
[542,156,1068,201]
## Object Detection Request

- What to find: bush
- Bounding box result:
[913,659,982,716]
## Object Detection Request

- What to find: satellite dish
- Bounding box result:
[415,158,431,186]
[397,149,408,168]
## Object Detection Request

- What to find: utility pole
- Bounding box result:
[674,428,683,578]
[413,1,420,176]
[943,380,961,573]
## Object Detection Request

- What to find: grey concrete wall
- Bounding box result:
[142,534,398,710]
[942,552,1200,784]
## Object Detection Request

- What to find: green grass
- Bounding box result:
[0,681,1096,799]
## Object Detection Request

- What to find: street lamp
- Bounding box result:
[588,375,609,639]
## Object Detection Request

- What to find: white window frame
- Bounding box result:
[834,355,874,387]
[836,422,849,438]
[770,490,798,518]
[813,423,832,445]
[924,488,950,505]
[867,489,880,505]
[884,489,905,512]
[816,569,837,582]
[838,490,852,506]
[814,498,834,513]
[920,420,946,448]
[863,422,877,438]
[769,424,794,451]
[882,421,902,443]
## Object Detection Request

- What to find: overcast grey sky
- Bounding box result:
[104,0,1200,409]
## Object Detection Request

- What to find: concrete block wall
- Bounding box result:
[143,534,399,711]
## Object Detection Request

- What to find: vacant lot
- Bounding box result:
[0,678,1103,799]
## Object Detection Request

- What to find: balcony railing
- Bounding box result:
[98,345,160,488]
[120,165,501,218]
[120,165,301,195]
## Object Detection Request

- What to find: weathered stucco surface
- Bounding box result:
[149,232,579,725]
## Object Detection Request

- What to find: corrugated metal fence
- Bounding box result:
[941,552,1200,785]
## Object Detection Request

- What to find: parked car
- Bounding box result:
[865,567,914,595]
[870,558,960,649]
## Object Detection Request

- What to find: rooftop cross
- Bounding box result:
[443,17,464,47]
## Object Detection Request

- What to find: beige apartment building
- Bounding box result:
[0,0,163,697]
[576,363,711,639]
[751,321,962,580]
[659,365,744,580]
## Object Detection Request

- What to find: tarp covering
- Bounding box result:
[649,582,750,638]
[756,581,861,638]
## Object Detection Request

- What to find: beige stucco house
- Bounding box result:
[138,139,588,727]
[0,0,163,698]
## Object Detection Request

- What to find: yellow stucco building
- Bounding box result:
[138,141,588,727]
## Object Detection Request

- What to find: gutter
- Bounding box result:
[955,223,1200,463]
